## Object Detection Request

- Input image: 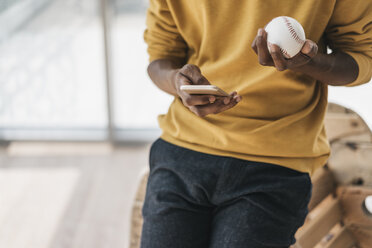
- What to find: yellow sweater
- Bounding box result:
[144,0,372,175]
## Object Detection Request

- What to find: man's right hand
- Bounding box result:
[172,64,242,117]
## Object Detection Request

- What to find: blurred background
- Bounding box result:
[0,0,371,248]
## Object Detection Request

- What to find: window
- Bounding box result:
[1,0,371,141]
[110,0,173,129]
[0,0,107,140]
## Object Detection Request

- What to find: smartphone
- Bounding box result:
[180,85,229,96]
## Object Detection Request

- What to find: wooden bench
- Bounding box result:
[292,103,372,248]
[292,167,372,248]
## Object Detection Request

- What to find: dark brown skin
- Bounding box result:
[147,60,242,117]
[251,28,359,85]
[147,28,359,117]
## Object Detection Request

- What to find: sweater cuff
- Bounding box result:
[343,51,372,87]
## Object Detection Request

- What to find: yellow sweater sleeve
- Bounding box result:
[325,0,372,87]
[144,0,187,63]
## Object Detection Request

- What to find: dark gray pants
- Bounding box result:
[140,138,312,248]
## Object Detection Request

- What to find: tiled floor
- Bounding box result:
[0,142,150,248]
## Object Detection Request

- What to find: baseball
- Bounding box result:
[365,196,372,215]
[264,16,306,58]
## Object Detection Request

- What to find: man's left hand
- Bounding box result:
[251,28,318,71]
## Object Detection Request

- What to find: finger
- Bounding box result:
[181,94,216,107]
[301,40,318,58]
[287,41,316,68]
[256,29,273,66]
[251,35,258,54]
[212,95,242,114]
[174,74,192,94]
[229,91,238,98]
[218,95,241,114]
[179,64,210,85]
[287,52,312,68]
[223,95,232,105]
[208,92,235,106]
[191,94,242,117]
[216,94,242,113]
[233,94,242,103]
[268,43,287,71]
[220,91,236,105]
[178,73,193,86]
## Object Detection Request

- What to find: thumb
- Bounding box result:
[301,40,318,58]
[179,64,210,85]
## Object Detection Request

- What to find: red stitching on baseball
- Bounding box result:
[283,17,304,45]
[268,41,291,58]
[280,47,291,58]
